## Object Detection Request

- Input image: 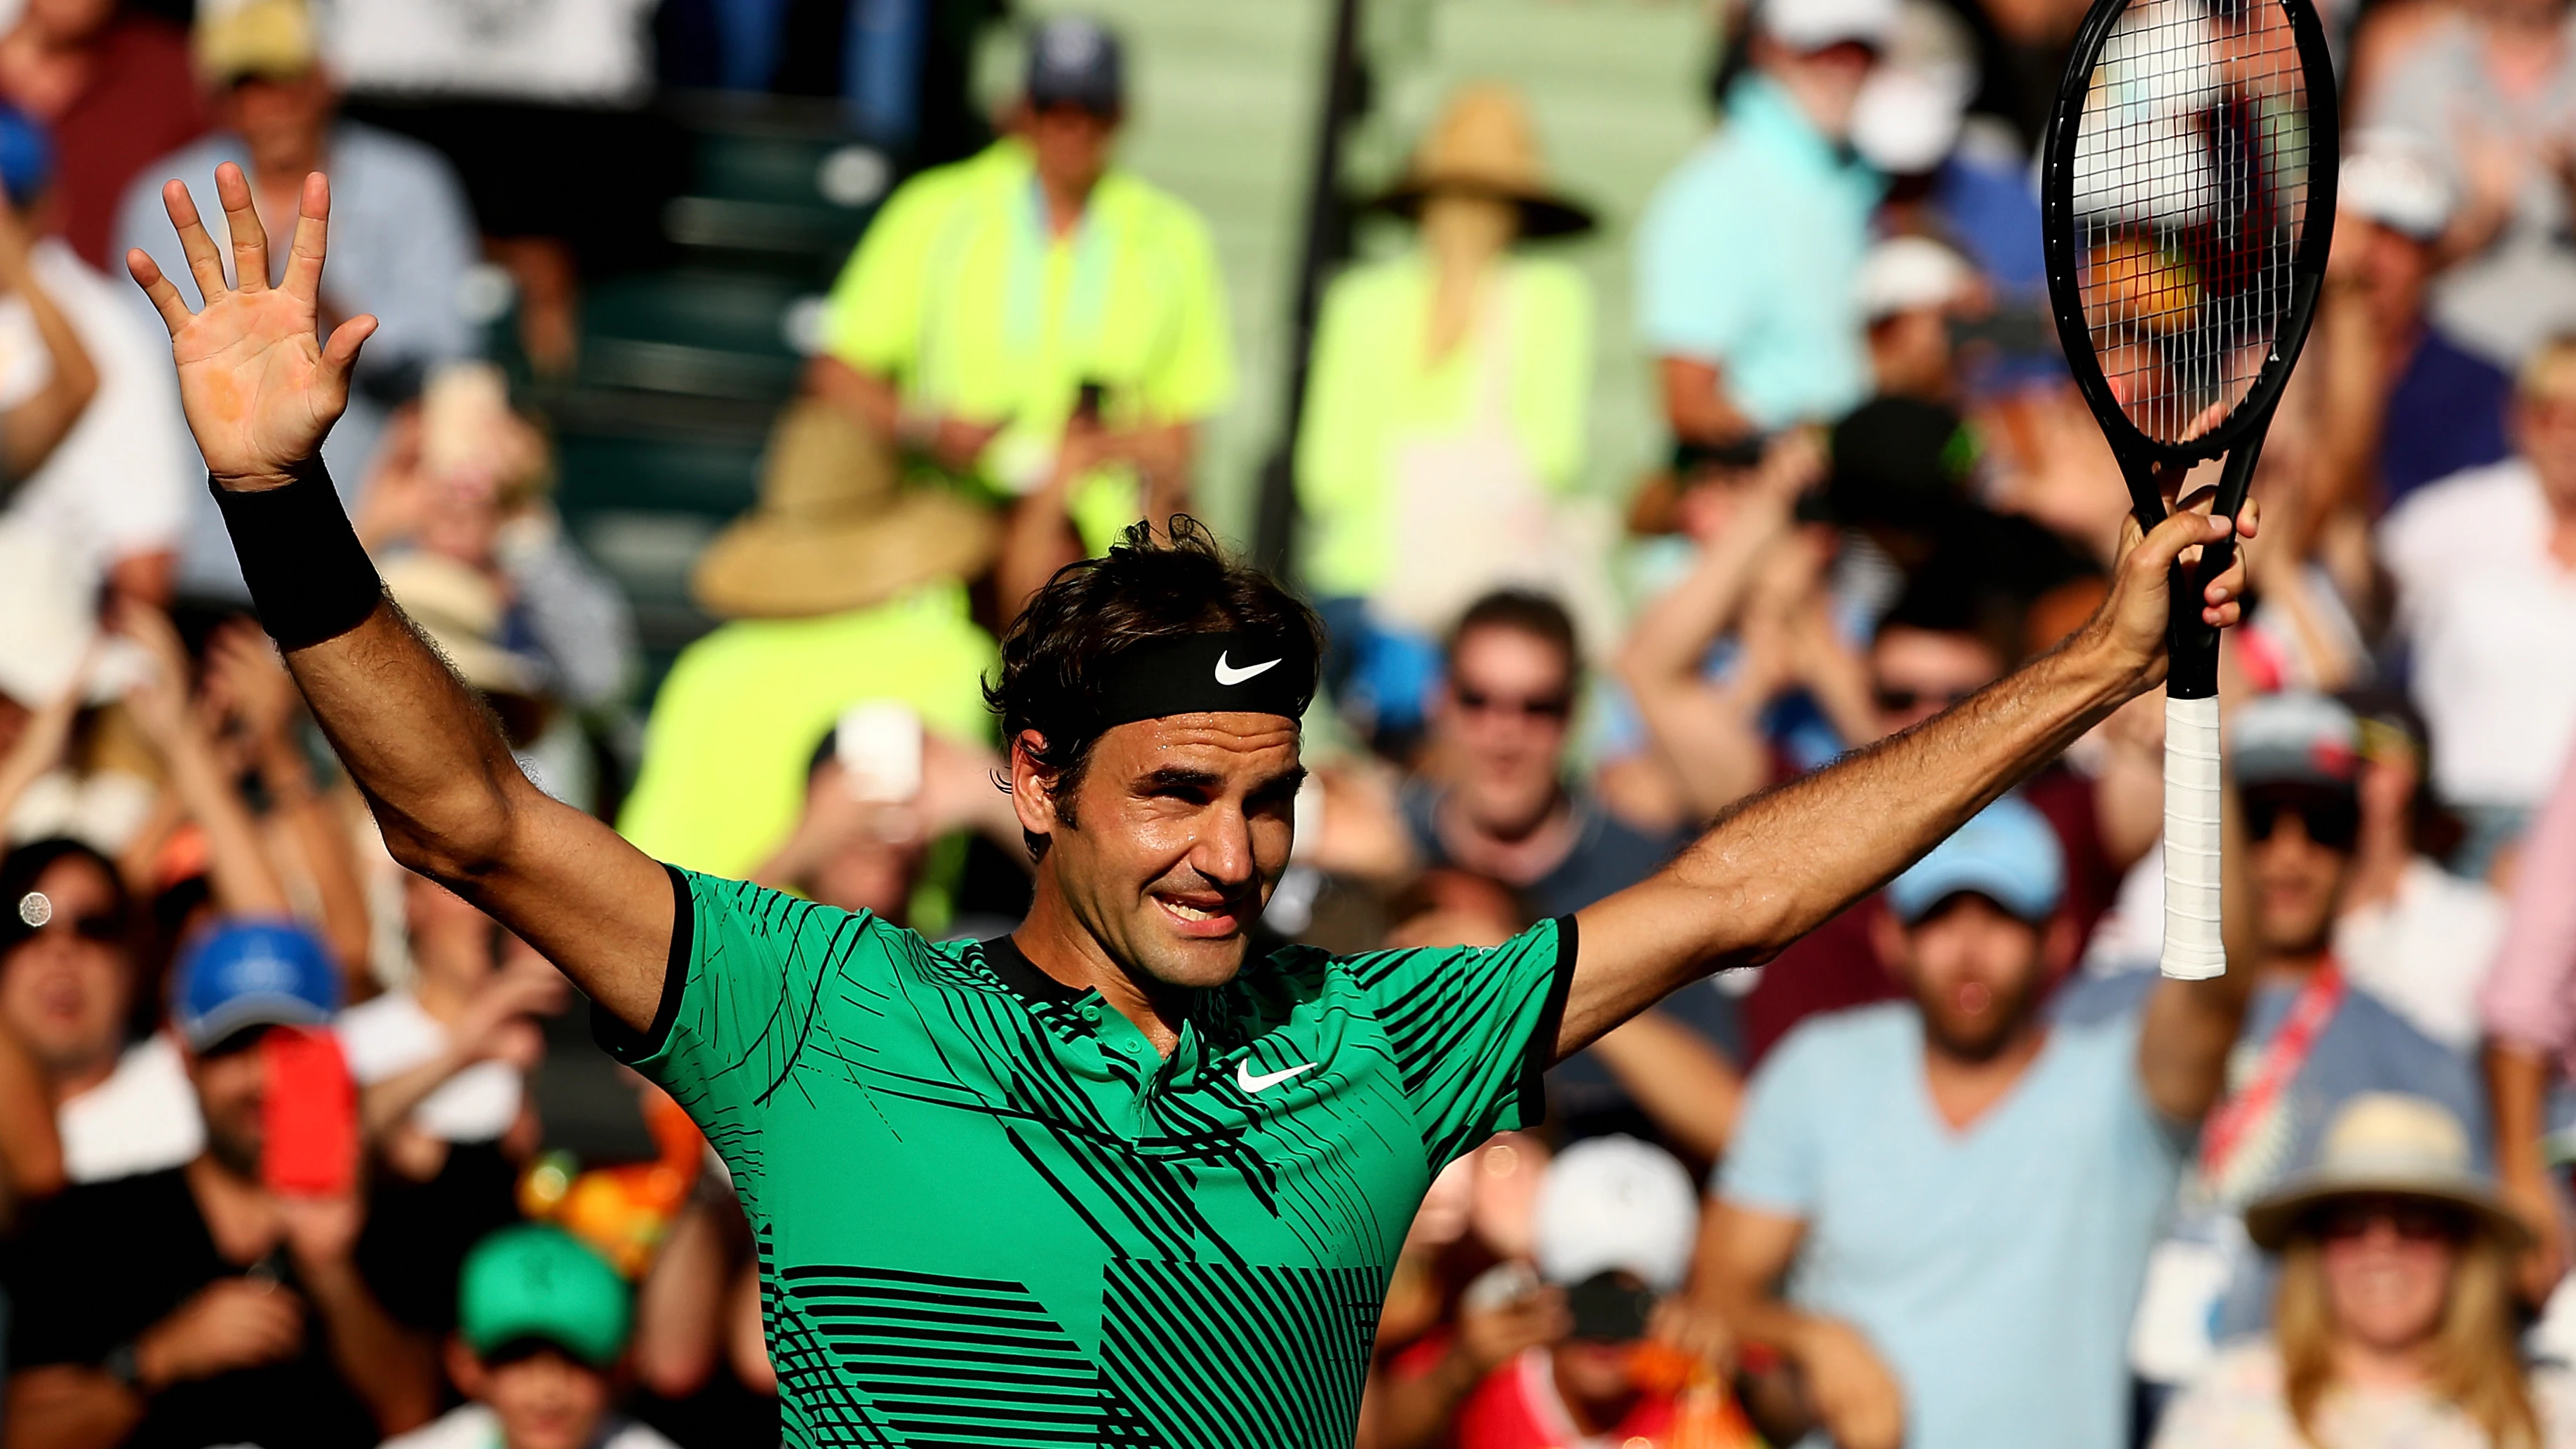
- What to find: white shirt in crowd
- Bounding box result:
[314,0,656,105]
[380,1403,677,1449]
[0,238,189,585]
[2335,857,2509,1053]
[338,989,522,1143]
[2380,459,2576,811]
[58,1032,201,1185]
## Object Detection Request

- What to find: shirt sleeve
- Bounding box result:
[1136,202,1234,424]
[821,170,950,377]
[2482,741,2576,1058]
[1715,1021,1834,1215]
[1633,153,1759,363]
[593,865,900,1144]
[1347,917,1577,1168]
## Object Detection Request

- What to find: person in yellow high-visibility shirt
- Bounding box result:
[805,14,1233,610]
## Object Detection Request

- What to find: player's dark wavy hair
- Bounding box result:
[986,517,1324,856]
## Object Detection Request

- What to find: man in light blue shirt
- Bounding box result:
[1636,0,1890,450]
[1690,797,2252,1449]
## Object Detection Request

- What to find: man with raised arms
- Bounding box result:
[119,168,2259,1449]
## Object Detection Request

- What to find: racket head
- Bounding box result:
[2041,0,2339,470]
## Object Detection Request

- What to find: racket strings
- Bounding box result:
[2070,0,2309,446]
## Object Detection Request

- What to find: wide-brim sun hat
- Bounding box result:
[1368,83,1596,241]
[2243,1092,2533,1253]
[691,399,1000,620]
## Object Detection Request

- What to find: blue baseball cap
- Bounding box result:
[1887,795,2064,925]
[173,918,340,1051]
[0,105,52,206]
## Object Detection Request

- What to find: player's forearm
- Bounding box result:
[1569,631,2133,1043]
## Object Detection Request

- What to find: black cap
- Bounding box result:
[1026,15,1124,115]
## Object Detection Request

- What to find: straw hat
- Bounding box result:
[1370,84,1595,240]
[380,551,544,699]
[2243,1093,2532,1252]
[194,0,318,85]
[690,400,999,620]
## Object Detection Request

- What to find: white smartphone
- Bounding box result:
[836,701,923,804]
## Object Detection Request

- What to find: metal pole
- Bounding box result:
[1250,0,1366,578]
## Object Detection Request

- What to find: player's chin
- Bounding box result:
[1136,899,1256,987]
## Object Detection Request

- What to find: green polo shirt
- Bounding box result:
[605,866,1576,1449]
[823,138,1234,553]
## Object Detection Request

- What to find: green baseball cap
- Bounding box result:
[458,1226,631,1368]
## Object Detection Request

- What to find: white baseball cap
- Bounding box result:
[2340,129,2453,242]
[1760,0,1899,52]
[1857,235,1978,321]
[1531,1135,1700,1293]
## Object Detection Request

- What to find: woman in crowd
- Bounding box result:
[2154,1093,2576,1449]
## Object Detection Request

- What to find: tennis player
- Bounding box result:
[130,170,2255,1448]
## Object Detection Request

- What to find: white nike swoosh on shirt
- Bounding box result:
[1235,1059,1318,1095]
[1213,652,1282,686]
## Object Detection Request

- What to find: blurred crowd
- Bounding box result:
[3,0,2576,1444]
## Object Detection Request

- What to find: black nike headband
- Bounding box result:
[1092,631,1315,727]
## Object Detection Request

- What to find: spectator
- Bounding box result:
[112,0,478,602]
[0,836,196,1187]
[1449,1137,1705,1448]
[2330,694,2506,1054]
[340,874,561,1177]
[1691,796,2246,1449]
[807,13,1233,602]
[618,401,998,881]
[0,918,438,1448]
[1297,83,1597,739]
[1637,0,1887,452]
[1856,235,1980,405]
[2377,335,2576,880]
[0,104,181,607]
[2312,131,2515,513]
[2362,0,2576,370]
[1406,591,1682,919]
[386,1225,678,1449]
[0,0,206,267]
[2131,693,2488,1398]
[2152,1095,2575,1449]
[0,116,95,494]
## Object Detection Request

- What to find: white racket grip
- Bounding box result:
[2161,694,2227,980]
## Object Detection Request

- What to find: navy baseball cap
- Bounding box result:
[173,919,340,1051]
[1888,795,2065,925]
[1026,15,1124,114]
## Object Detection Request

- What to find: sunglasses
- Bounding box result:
[2244,789,2361,852]
[2316,1200,2465,1246]
[1453,687,1574,722]
[1874,685,1981,715]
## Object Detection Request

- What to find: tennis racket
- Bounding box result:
[2040,0,2337,979]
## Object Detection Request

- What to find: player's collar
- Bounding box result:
[979,933,1089,1006]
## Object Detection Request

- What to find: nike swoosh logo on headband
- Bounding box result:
[1213,652,1281,686]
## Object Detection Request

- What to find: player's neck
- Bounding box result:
[1012,882,1188,1056]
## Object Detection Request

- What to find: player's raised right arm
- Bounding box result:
[128,166,671,1032]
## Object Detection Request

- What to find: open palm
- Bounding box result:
[127,165,377,491]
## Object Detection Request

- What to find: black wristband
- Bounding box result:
[210,460,385,651]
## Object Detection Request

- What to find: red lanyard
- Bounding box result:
[2196,961,2345,1180]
